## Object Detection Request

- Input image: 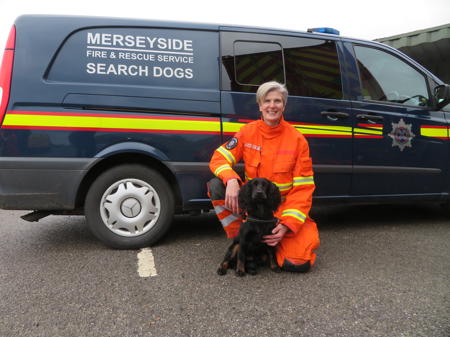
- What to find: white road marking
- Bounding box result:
[137,248,158,277]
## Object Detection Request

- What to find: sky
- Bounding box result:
[0,0,449,51]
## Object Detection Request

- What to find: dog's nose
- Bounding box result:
[254,190,266,199]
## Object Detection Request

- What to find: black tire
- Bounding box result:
[84,164,175,249]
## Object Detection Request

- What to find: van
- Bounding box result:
[1,15,449,248]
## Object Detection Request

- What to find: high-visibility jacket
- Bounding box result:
[209,117,315,234]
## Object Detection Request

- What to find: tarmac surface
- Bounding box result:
[0,203,449,337]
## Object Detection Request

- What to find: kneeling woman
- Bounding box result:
[208,81,320,272]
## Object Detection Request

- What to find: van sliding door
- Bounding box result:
[219,30,352,199]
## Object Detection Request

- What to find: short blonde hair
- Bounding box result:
[256,81,288,105]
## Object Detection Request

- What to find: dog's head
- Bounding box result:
[238,178,281,214]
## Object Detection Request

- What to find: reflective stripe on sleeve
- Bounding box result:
[217,146,236,165]
[281,209,307,222]
[293,176,315,186]
[214,164,233,177]
[274,181,293,192]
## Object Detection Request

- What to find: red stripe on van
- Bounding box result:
[354,135,383,139]
[1,125,219,135]
[222,131,351,138]
[301,134,352,138]
[420,125,447,129]
[357,123,383,128]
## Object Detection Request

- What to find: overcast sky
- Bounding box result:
[0,0,449,50]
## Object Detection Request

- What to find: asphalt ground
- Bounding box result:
[0,203,449,337]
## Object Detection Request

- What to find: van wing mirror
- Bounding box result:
[434,84,450,110]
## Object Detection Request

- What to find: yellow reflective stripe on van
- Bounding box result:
[295,122,383,138]
[216,146,236,165]
[214,164,233,177]
[222,121,246,134]
[296,126,352,137]
[30,115,444,141]
[420,126,448,139]
[222,120,358,138]
[223,120,353,138]
[281,209,306,222]
[293,123,352,137]
[293,176,314,186]
[354,128,383,136]
[2,111,221,134]
[354,123,383,138]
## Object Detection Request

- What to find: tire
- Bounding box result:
[84,164,175,249]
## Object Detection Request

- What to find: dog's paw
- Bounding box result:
[271,266,282,273]
[247,268,257,275]
[217,267,227,276]
[236,270,246,277]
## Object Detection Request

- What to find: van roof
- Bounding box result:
[14,14,351,41]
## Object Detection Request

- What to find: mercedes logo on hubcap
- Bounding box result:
[121,198,142,218]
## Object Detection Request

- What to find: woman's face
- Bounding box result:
[259,90,285,126]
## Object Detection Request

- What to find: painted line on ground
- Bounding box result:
[137,248,158,277]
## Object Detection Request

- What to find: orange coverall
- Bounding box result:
[209,117,320,268]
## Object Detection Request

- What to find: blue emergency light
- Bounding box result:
[307,27,340,35]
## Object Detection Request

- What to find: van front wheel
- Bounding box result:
[85,164,174,249]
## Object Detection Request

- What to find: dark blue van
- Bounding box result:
[1,15,449,248]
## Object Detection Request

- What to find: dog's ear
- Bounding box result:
[268,181,282,212]
[238,181,252,213]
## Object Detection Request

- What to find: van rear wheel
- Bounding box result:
[85,164,174,249]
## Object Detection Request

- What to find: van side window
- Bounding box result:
[284,39,342,99]
[354,45,430,107]
[221,34,342,99]
[223,41,285,92]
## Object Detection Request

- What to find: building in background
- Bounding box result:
[376,23,450,83]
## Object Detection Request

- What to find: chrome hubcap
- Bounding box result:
[100,179,161,237]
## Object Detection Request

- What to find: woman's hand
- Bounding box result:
[225,179,240,214]
[263,223,288,246]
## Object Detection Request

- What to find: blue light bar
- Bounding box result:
[307,27,340,35]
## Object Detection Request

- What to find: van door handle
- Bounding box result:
[320,111,349,120]
[356,114,384,122]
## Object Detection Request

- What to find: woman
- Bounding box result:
[208,81,320,272]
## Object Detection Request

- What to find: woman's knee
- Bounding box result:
[207,177,226,200]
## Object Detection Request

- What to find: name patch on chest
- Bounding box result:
[244,143,261,151]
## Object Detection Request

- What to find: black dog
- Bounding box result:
[217,178,282,276]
